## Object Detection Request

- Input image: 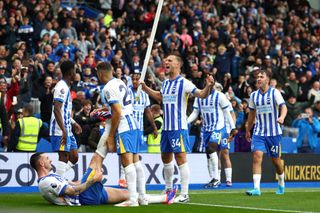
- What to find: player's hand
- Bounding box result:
[2,136,8,148]
[205,74,215,87]
[92,168,103,183]
[61,130,67,146]
[153,128,158,139]
[139,80,146,90]
[227,129,238,142]
[106,135,116,152]
[90,109,100,117]
[73,122,82,134]
[277,117,284,124]
[245,131,251,143]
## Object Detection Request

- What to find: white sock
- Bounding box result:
[278,173,285,187]
[207,158,213,180]
[145,194,166,204]
[179,163,190,195]
[124,164,138,202]
[164,161,174,190]
[225,168,232,182]
[120,164,126,180]
[134,161,146,197]
[218,169,221,182]
[208,153,218,180]
[56,161,68,177]
[253,174,261,190]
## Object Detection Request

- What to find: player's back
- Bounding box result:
[103,78,137,133]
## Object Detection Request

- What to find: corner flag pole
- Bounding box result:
[136,0,164,101]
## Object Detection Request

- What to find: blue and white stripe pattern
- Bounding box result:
[38,173,80,206]
[249,87,285,136]
[102,78,138,133]
[50,80,72,136]
[193,90,229,132]
[128,86,150,131]
[161,76,196,131]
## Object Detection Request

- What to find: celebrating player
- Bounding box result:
[141,54,214,203]
[187,78,236,188]
[245,69,287,196]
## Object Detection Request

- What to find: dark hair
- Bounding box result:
[60,60,75,77]
[81,99,92,107]
[30,152,44,171]
[23,103,34,115]
[96,62,113,73]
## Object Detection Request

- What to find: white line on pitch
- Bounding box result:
[184,202,316,213]
[188,189,320,195]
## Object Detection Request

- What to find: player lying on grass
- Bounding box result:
[30,152,177,206]
[30,118,177,207]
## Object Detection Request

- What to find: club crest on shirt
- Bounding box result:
[51,183,57,188]
[60,88,65,94]
[266,97,271,104]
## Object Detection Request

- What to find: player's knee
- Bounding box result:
[174,153,187,165]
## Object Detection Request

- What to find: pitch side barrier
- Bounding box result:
[0,153,319,192]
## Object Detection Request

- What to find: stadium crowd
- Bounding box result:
[0,0,319,153]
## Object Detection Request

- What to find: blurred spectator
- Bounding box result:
[308,81,320,104]
[145,104,162,153]
[0,73,19,116]
[0,96,9,151]
[213,43,235,84]
[8,103,48,152]
[75,100,101,152]
[292,107,320,153]
[38,75,53,125]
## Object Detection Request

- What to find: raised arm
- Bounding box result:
[141,82,162,103]
[193,75,214,99]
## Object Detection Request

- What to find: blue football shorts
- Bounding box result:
[51,135,77,152]
[79,168,108,205]
[201,127,230,150]
[116,129,139,154]
[160,130,190,153]
[251,135,282,158]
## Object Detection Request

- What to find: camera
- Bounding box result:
[300,113,309,119]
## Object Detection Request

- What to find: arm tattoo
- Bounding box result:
[68,177,95,196]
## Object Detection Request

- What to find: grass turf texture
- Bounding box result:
[1,188,319,213]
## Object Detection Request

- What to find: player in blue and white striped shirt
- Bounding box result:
[142,54,214,203]
[129,73,158,150]
[187,81,236,188]
[50,61,82,178]
[245,69,287,196]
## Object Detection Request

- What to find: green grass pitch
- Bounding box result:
[1,188,319,213]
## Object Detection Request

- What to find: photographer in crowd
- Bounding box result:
[292,107,320,153]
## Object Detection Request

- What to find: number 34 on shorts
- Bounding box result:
[171,139,181,148]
